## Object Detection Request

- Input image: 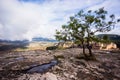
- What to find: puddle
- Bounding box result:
[25,60,58,73]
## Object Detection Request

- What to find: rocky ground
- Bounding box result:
[0,48,120,80]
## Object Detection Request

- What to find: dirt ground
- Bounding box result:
[0,48,120,80]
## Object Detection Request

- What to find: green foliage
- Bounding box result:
[94,34,111,43]
[74,39,82,45]
[55,7,119,42]
[46,46,57,50]
[96,34,120,48]
[55,7,119,58]
[102,35,111,43]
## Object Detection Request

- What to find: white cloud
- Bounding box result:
[88,0,120,35]
[0,0,120,40]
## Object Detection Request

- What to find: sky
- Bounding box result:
[0,0,120,41]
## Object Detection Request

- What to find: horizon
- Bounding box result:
[0,33,120,42]
[0,0,120,41]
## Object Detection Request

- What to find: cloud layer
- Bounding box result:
[0,0,120,40]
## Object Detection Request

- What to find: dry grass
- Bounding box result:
[13,42,56,51]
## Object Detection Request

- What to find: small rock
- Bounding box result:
[41,72,58,80]
[106,52,110,54]
[63,73,69,77]
[70,75,75,79]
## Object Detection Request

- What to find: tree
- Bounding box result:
[55,25,71,48]
[101,35,110,43]
[55,8,120,58]
[83,8,119,56]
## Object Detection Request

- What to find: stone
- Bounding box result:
[70,75,75,79]
[63,72,69,77]
[41,72,58,80]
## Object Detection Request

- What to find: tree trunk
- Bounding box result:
[81,40,87,58]
[86,29,93,57]
[87,44,93,56]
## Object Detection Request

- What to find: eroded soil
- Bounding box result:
[0,48,120,80]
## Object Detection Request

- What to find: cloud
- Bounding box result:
[0,0,120,40]
[87,0,120,35]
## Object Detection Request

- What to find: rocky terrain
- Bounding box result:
[0,48,120,80]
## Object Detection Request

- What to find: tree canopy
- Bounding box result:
[55,7,120,57]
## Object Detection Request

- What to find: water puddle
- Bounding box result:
[25,60,58,73]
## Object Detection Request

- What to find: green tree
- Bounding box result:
[101,35,110,43]
[55,8,120,58]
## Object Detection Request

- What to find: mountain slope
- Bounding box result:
[32,37,57,42]
[96,34,120,48]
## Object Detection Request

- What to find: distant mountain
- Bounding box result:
[97,34,120,41]
[96,34,120,48]
[0,37,57,51]
[32,37,57,42]
[0,39,29,51]
[0,37,57,43]
[0,39,29,44]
